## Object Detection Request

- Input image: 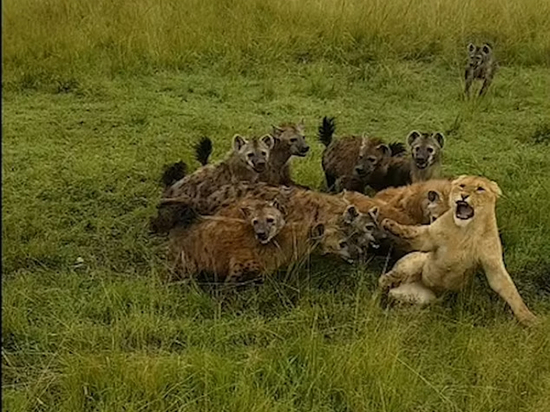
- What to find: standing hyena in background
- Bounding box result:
[465,43,497,97]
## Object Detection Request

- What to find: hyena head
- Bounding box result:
[354,138,391,178]
[310,222,361,263]
[424,189,450,223]
[407,131,444,170]
[271,120,309,157]
[240,199,285,244]
[233,134,275,173]
[467,43,493,70]
[341,205,387,250]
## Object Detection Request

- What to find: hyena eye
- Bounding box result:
[477,186,485,192]
[427,147,434,154]
[365,224,375,231]
[266,217,274,224]
[367,156,377,163]
[261,151,267,156]
[290,138,297,143]
[339,241,348,248]
[247,153,254,158]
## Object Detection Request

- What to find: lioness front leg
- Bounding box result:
[381,219,436,252]
[482,255,537,326]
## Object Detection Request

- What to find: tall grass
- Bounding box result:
[3,0,550,87]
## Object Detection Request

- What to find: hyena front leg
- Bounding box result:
[479,76,493,96]
[227,257,262,283]
[464,70,474,97]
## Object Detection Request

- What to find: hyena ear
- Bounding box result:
[481,44,492,54]
[270,198,286,215]
[298,118,305,130]
[239,206,253,219]
[271,125,284,136]
[377,144,390,156]
[427,190,440,203]
[467,43,476,54]
[488,180,502,197]
[407,130,421,146]
[310,223,325,240]
[261,134,275,150]
[368,206,379,221]
[233,135,247,151]
[433,132,445,148]
[343,205,360,223]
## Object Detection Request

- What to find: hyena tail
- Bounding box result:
[318,116,336,147]
[161,161,187,188]
[149,202,199,235]
[195,136,213,166]
[389,142,407,157]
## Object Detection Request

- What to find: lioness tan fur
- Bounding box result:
[378,175,536,326]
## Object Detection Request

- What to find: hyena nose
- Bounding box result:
[302,146,310,153]
[256,232,267,241]
[355,165,364,173]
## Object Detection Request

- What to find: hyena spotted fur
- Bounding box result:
[465,43,497,97]
[163,134,274,199]
[194,122,310,187]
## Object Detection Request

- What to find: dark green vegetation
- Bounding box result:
[3,0,550,410]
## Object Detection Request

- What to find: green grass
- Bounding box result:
[3,0,550,91]
[3,60,550,411]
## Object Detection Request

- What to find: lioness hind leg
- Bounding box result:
[388,282,436,306]
[378,252,427,291]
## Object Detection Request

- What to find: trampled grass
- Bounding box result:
[3,0,550,410]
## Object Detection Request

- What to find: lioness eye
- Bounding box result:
[459,184,465,189]
[477,186,485,192]
[266,218,274,224]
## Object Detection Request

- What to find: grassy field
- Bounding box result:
[3,0,550,411]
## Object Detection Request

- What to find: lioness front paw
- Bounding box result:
[382,218,399,234]
[378,274,393,291]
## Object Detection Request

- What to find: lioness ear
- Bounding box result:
[343,205,359,223]
[261,134,274,149]
[481,43,492,54]
[467,43,476,54]
[233,135,246,151]
[377,144,390,156]
[368,206,379,221]
[310,223,325,240]
[433,132,445,148]
[427,190,440,203]
[488,180,502,197]
[407,130,421,146]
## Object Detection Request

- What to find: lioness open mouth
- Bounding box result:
[455,201,474,220]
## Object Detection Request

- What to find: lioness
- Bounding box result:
[378,175,536,326]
